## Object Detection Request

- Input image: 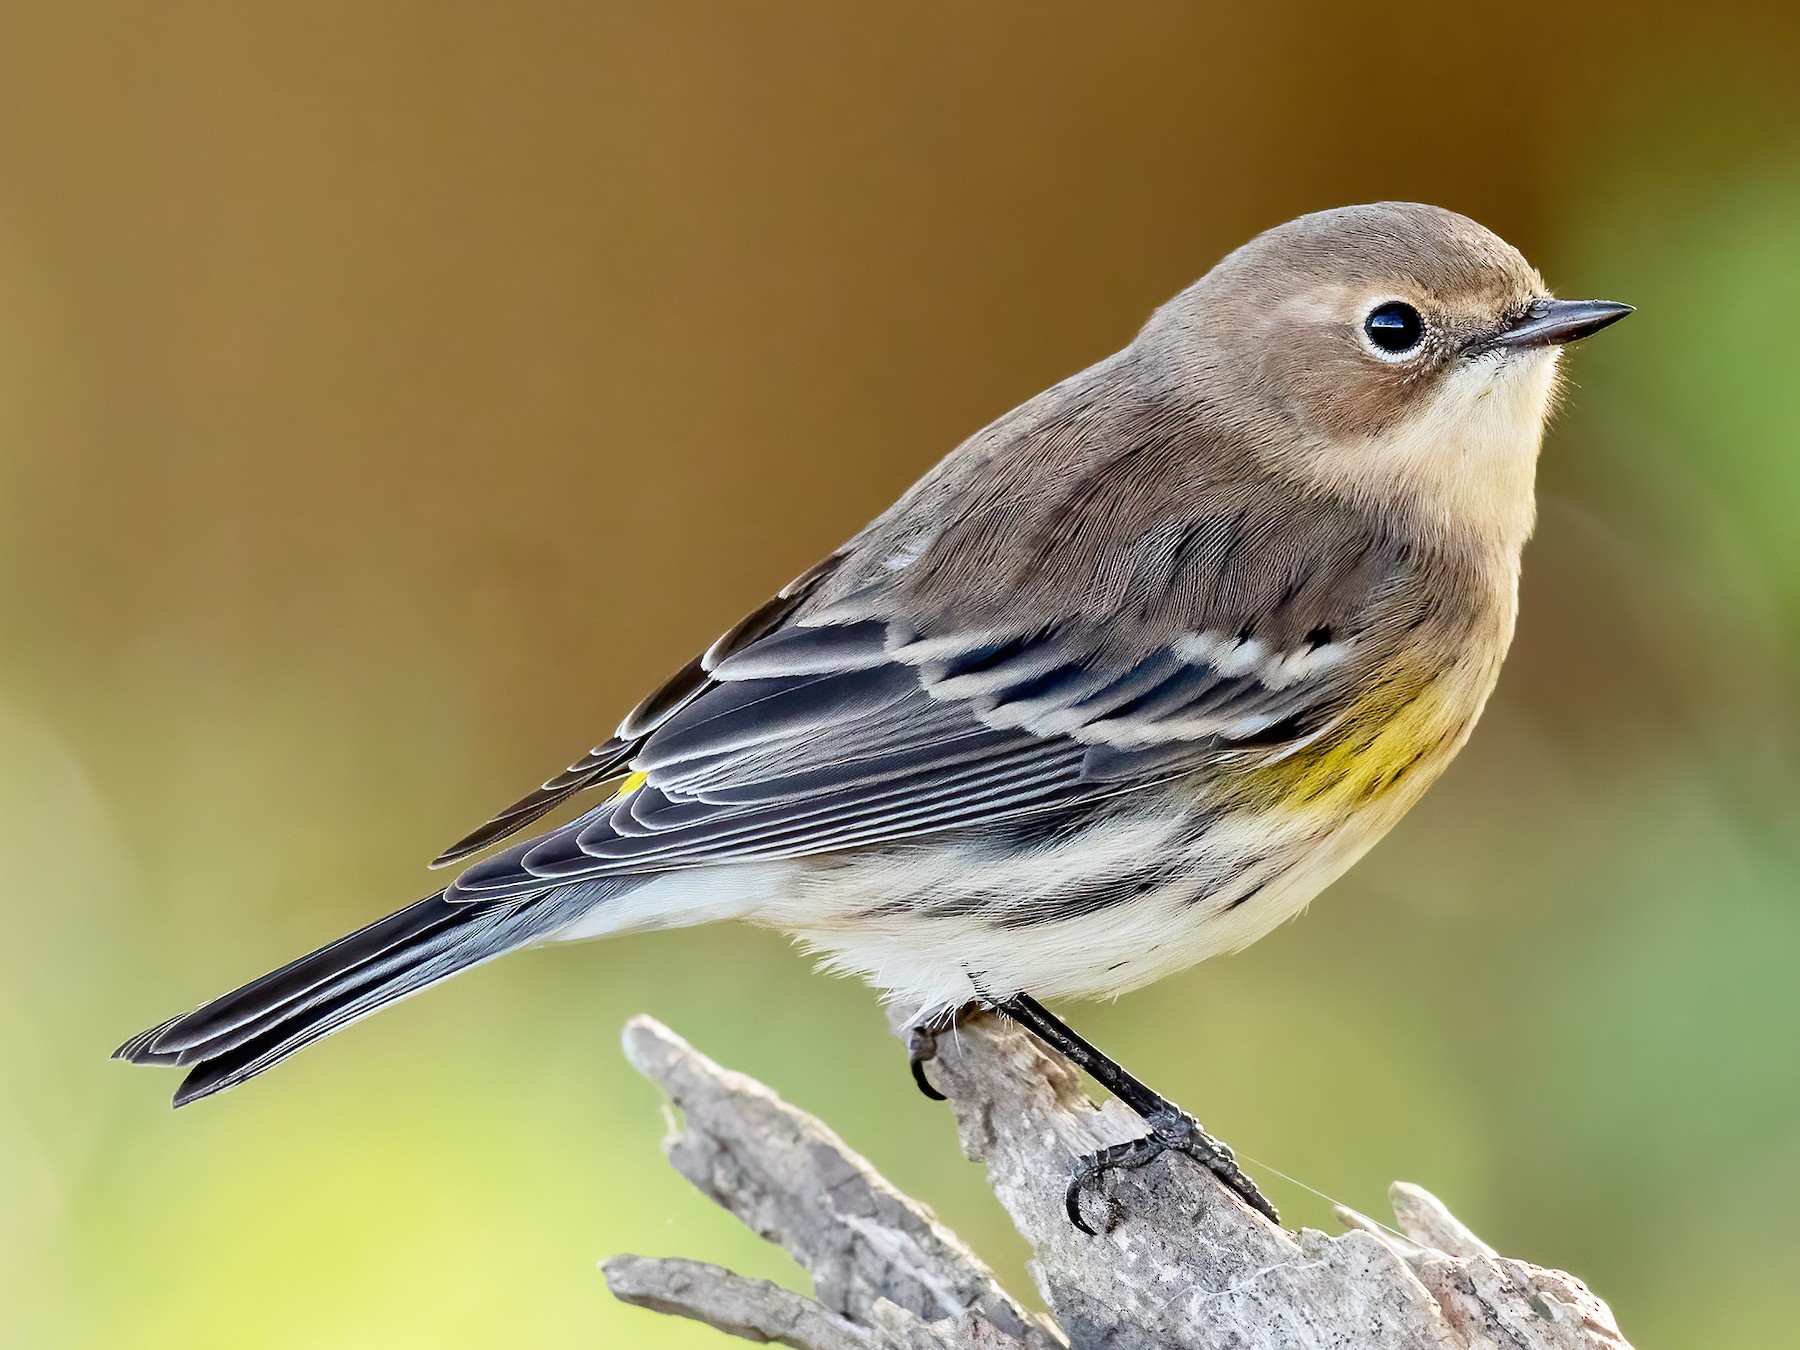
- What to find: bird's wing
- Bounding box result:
[437,541,1424,903]
[429,554,846,868]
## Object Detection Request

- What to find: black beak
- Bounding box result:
[1484,297,1634,353]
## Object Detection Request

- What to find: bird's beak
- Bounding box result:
[1484,297,1634,352]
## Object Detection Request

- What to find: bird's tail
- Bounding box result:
[114,892,572,1106]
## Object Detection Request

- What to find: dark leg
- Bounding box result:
[904,1003,977,1102]
[993,993,1278,1234]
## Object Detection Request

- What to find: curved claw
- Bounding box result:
[1066,1174,1097,1234]
[1064,1132,1167,1234]
[909,1053,947,1102]
[1066,1165,1120,1235]
[905,1024,948,1102]
[1064,1111,1279,1235]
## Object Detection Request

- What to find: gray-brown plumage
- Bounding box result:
[117,204,1629,1173]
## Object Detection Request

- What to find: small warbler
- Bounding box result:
[118,202,1629,1229]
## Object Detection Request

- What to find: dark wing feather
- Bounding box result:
[439,585,1408,903]
[426,737,641,868]
[428,554,847,868]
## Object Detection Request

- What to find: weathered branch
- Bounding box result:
[603,1012,1632,1350]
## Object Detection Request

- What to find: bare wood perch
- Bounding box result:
[604,1012,1632,1350]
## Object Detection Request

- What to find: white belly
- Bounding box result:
[767,804,1394,1015]
[544,800,1402,1018]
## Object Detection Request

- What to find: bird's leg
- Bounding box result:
[904,1002,978,1101]
[992,992,1279,1234]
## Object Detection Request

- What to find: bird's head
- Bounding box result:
[1144,202,1631,554]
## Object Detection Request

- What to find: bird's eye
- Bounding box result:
[1363,301,1425,357]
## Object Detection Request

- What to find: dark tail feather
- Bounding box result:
[115,893,556,1105]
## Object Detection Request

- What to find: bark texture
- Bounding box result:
[604,1012,1633,1350]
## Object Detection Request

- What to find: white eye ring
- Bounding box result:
[1361,299,1427,362]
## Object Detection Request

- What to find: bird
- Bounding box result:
[116,202,1630,1232]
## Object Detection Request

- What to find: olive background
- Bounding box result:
[2,5,1797,1347]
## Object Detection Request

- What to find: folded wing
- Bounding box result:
[440,606,1401,904]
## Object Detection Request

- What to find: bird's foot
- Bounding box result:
[906,1022,948,1101]
[1064,1105,1279,1235]
[904,1003,980,1101]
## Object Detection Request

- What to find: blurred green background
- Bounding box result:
[2,4,1796,1347]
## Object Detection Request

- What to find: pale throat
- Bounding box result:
[1325,348,1561,559]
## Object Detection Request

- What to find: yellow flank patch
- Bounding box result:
[1237,667,1464,814]
[614,770,650,799]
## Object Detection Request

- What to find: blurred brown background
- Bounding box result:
[2,5,1797,1347]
